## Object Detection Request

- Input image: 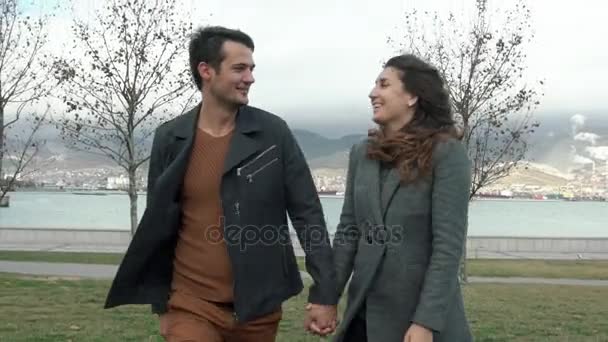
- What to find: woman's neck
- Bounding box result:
[383,111,414,136]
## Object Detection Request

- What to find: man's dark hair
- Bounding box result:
[189,26,255,89]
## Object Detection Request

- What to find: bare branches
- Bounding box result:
[391,0,543,196]
[1,106,50,200]
[0,0,55,201]
[52,0,196,233]
[54,0,194,166]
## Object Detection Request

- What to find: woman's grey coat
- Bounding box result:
[332,138,473,342]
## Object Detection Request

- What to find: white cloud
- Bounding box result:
[573,155,594,165]
[9,0,608,127]
[586,146,608,161]
[570,114,586,135]
[574,132,600,145]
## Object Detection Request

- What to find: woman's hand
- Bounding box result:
[403,323,433,342]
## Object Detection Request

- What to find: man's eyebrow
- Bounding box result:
[232,63,255,68]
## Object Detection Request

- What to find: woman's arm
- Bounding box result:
[411,139,472,332]
[332,143,362,297]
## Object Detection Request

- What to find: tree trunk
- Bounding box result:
[128,168,138,235]
[459,223,469,284]
[0,105,6,202]
[459,118,471,285]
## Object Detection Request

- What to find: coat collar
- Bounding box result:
[172,102,261,140]
[168,102,264,176]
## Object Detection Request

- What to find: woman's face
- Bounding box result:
[369,67,417,128]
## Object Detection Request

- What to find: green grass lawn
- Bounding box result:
[0,274,606,341]
[467,259,608,280]
[2,251,608,280]
[0,251,124,265]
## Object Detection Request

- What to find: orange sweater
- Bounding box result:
[170,128,234,303]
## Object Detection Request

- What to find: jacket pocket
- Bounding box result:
[237,144,277,176]
[245,158,278,183]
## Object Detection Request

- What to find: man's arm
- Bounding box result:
[146,126,165,209]
[146,126,168,315]
[280,121,338,306]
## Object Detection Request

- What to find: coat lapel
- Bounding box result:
[381,168,401,219]
[223,132,261,175]
[222,106,262,175]
[157,104,199,202]
[361,157,384,227]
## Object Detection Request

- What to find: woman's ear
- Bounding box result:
[408,96,418,107]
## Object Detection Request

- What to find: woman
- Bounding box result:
[332,54,472,342]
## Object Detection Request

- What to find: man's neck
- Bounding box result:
[198,96,238,137]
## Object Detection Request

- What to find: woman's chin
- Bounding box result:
[372,113,386,125]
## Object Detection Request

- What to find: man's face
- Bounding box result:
[201,41,255,107]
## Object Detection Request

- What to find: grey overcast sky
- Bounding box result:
[24,0,608,134]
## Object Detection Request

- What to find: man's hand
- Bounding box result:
[403,323,433,342]
[159,314,169,339]
[304,303,338,336]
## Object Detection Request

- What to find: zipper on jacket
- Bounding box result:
[237,145,277,176]
[281,245,290,278]
[234,201,240,217]
[246,158,278,183]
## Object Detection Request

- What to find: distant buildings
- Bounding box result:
[2,172,21,181]
[106,175,130,190]
[6,159,608,201]
[312,170,346,193]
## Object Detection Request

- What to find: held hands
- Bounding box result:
[159,314,169,339]
[304,303,338,336]
[403,323,433,342]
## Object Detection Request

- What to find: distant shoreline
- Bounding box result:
[5,190,607,203]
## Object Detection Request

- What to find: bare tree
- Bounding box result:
[0,0,54,203]
[53,0,196,234]
[389,0,543,281]
[1,107,49,202]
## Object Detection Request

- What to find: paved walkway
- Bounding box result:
[3,243,608,260]
[2,261,608,286]
[467,276,608,287]
[0,261,117,279]
[0,243,128,254]
[0,261,313,281]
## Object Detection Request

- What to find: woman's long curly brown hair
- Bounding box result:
[367,54,461,183]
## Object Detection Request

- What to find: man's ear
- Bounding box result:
[198,62,214,82]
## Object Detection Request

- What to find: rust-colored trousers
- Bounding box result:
[163,291,282,342]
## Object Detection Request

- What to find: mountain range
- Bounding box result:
[4,110,608,174]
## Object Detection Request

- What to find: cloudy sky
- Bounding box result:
[21,0,608,136]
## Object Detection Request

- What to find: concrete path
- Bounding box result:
[467,276,608,287]
[3,242,608,260]
[0,261,313,281]
[0,243,128,254]
[0,261,118,279]
[2,261,608,286]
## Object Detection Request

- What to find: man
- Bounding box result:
[104,26,338,341]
